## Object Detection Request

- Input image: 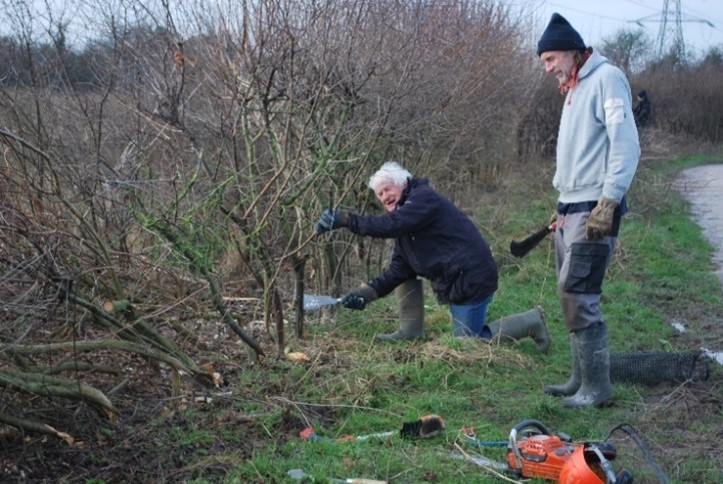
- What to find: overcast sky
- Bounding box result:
[521,0,723,56]
[4,1,723,58]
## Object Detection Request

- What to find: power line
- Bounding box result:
[547,2,630,23]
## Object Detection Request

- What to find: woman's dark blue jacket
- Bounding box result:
[345,178,498,305]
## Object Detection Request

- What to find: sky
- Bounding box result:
[520,0,723,56]
[3,1,722,57]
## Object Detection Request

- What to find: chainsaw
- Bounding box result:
[504,419,633,483]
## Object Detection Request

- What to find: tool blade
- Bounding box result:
[303,294,341,311]
[448,451,508,471]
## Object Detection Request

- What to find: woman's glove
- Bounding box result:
[340,284,378,310]
[315,209,349,235]
[586,198,618,241]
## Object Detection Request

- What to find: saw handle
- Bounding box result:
[512,419,553,438]
[508,419,554,471]
[336,480,387,484]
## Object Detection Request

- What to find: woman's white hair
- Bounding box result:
[368,161,412,192]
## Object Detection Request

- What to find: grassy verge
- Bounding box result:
[195,154,723,483]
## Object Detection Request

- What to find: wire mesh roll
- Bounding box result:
[610,350,709,386]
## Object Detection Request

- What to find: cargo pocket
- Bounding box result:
[564,243,609,294]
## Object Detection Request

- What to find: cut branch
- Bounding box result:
[2,339,196,374]
[0,369,116,419]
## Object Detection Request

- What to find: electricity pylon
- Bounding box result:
[630,0,714,63]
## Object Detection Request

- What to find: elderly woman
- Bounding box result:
[316,161,549,351]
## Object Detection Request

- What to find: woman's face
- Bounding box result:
[375,180,405,213]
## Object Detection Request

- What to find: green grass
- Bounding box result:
[188,154,723,483]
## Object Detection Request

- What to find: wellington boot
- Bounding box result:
[375,279,425,342]
[562,323,614,409]
[544,334,581,396]
[486,307,550,353]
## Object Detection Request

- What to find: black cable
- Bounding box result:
[604,423,669,484]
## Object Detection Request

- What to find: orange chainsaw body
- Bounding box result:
[507,433,576,480]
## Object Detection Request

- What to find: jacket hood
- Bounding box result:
[578,48,608,81]
[400,178,429,205]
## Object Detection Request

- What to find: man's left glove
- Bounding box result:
[341,284,378,310]
[315,209,349,235]
[586,198,618,241]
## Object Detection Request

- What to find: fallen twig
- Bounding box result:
[452,442,523,483]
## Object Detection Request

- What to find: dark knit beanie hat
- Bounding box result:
[536,13,586,56]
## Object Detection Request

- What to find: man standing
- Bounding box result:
[633,90,652,128]
[536,13,640,408]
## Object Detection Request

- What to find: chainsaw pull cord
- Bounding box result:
[588,444,618,483]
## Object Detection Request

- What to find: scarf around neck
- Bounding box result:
[559,49,592,96]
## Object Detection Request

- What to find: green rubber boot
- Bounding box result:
[486,307,550,353]
[545,334,581,396]
[562,323,614,409]
[375,279,425,341]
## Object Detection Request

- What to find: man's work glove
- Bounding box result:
[341,284,378,310]
[586,198,618,241]
[315,209,349,235]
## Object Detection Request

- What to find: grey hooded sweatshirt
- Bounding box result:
[554,49,640,205]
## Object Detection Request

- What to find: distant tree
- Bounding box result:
[700,45,723,67]
[600,28,652,77]
[0,0,541,438]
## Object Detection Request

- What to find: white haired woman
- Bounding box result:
[316,161,549,351]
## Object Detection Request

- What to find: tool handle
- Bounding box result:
[340,480,387,484]
[512,419,553,437]
[509,224,555,258]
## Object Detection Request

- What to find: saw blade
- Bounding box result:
[303,294,341,311]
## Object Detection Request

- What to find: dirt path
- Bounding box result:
[676,164,723,285]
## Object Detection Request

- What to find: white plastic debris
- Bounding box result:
[670,320,686,333]
[701,347,723,366]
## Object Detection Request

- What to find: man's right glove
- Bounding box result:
[549,211,558,226]
[586,197,618,241]
[341,284,378,310]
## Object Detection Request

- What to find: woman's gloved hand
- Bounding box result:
[341,284,378,310]
[315,209,349,235]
